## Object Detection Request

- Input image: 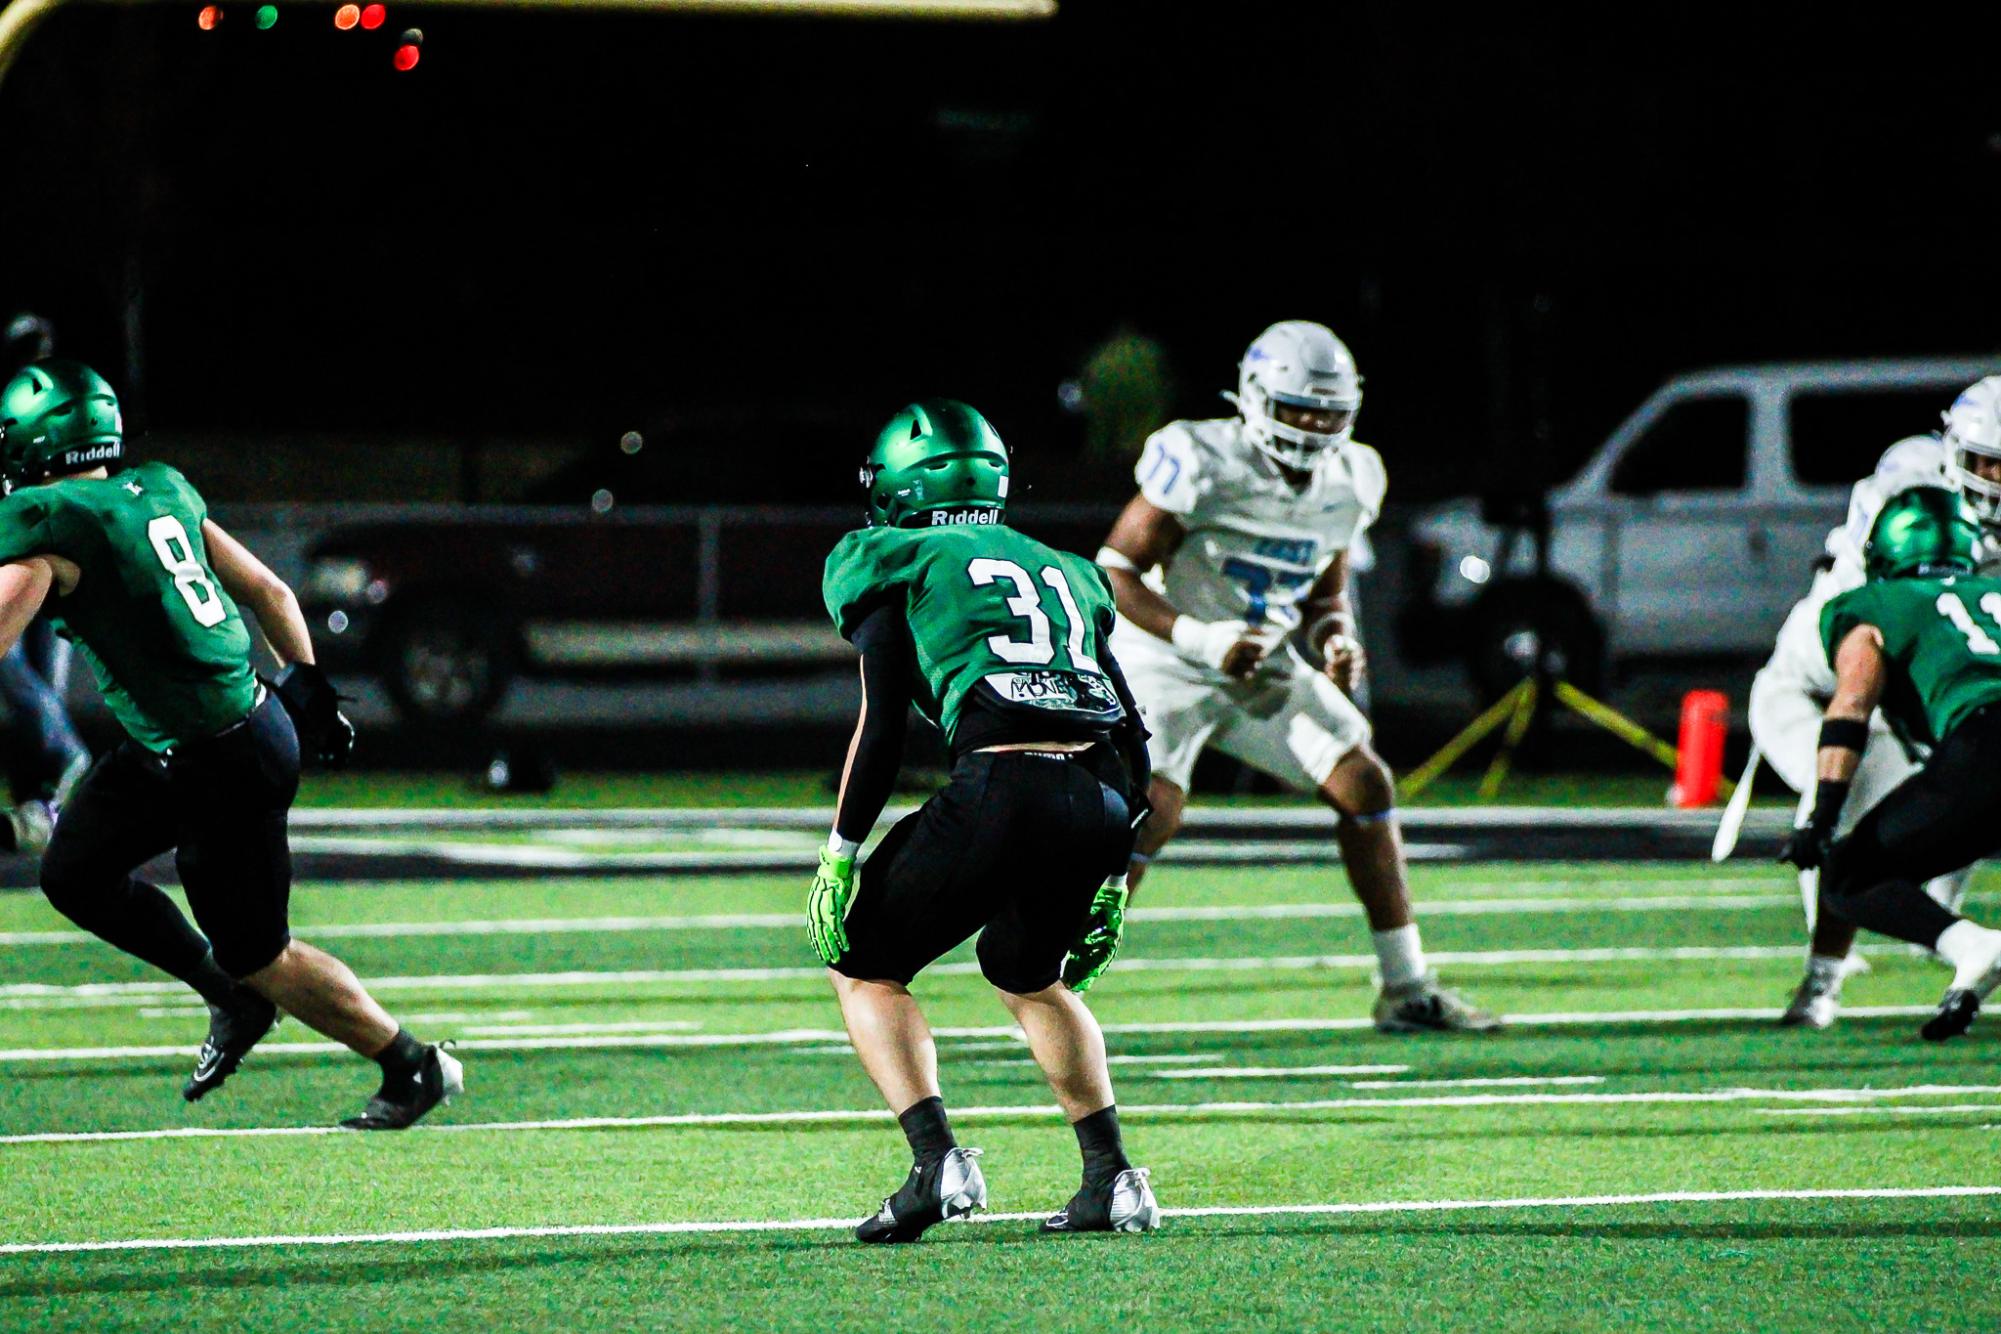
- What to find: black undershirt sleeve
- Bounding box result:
[833,603,914,844]
[1101,649,1153,822]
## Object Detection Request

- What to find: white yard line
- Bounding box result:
[0,893,1805,948]
[3,1084,1995,1147]
[1148,1065,1424,1080]
[1754,1103,2001,1118]
[0,943,1824,1011]
[0,1184,1987,1256]
[0,1004,1943,1062]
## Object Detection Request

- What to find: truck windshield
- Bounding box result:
[1610,395,1749,496]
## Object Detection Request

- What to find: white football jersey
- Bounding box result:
[1762,437,1997,701]
[1126,416,1385,632]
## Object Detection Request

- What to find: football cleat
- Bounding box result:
[1041,1168,1160,1235]
[1923,937,2001,1042]
[855,1146,987,1244]
[1924,989,1980,1042]
[1778,971,1843,1030]
[339,1045,464,1131]
[182,988,279,1102]
[3,800,52,856]
[1373,977,1502,1034]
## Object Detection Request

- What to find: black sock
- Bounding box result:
[178,950,247,1010]
[897,1095,957,1166]
[1073,1105,1132,1186]
[374,1029,427,1091]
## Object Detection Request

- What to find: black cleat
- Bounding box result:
[1923,989,1981,1042]
[855,1147,986,1244]
[339,1045,464,1130]
[1040,1167,1161,1234]
[182,989,280,1102]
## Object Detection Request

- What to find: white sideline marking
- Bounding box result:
[1755,1103,2001,1119]
[0,943,1826,1011]
[0,892,1808,948]
[455,1021,701,1037]
[1148,1065,1420,1080]
[0,1004,1944,1063]
[4,1084,1996,1146]
[1,1185,1992,1256]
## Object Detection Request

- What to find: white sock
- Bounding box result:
[1934,921,2001,990]
[1373,925,1427,992]
[1805,954,1847,990]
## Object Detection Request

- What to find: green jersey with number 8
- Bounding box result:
[0,461,255,752]
[1822,572,2001,748]
[824,522,1124,748]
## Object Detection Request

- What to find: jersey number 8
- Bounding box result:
[966,558,1102,672]
[147,515,227,628]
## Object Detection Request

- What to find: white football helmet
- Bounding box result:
[1226,320,1362,470]
[1945,376,2001,526]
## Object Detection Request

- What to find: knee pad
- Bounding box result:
[210,930,290,980]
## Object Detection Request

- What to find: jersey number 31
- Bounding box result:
[967,558,1101,672]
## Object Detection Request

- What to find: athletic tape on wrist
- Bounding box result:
[1096,546,1140,574]
[1818,717,1870,754]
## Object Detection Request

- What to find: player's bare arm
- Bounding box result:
[1100,495,1269,680]
[1820,624,1888,784]
[1299,550,1364,693]
[0,558,54,658]
[204,520,314,668]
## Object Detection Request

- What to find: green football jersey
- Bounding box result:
[0,462,256,752]
[823,521,1125,747]
[1821,573,2001,748]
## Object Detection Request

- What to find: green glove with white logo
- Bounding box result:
[1063,877,1130,994]
[808,845,856,966]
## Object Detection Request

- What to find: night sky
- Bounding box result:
[1,1,1995,503]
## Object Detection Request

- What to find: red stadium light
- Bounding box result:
[333,3,359,30]
[360,3,386,29]
[197,5,223,30]
[393,41,420,71]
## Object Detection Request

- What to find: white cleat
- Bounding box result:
[1373,976,1502,1034]
[1041,1167,1160,1234]
[1778,972,1842,1029]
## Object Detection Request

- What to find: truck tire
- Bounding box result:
[376,599,518,726]
[1466,584,1604,702]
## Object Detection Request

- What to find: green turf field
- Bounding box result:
[2,859,1995,1331]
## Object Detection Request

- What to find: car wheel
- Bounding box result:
[1467,586,1603,702]
[377,601,517,726]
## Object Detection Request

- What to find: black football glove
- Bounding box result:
[1776,825,1832,872]
[272,663,356,769]
[1777,779,1849,872]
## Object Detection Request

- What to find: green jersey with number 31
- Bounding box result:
[0,462,255,752]
[823,522,1124,748]
[1822,572,2001,748]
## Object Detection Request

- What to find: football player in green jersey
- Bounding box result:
[0,361,462,1126]
[1782,485,2001,1039]
[815,399,1160,1242]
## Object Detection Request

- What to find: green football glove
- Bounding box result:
[807,847,856,966]
[1062,878,1130,994]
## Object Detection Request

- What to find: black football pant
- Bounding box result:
[1819,705,2001,949]
[40,691,300,980]
[831,746,1134,994]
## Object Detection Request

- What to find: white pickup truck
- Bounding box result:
[1400,357,2000,697]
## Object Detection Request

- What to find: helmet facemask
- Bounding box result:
[1945,376,2001,531]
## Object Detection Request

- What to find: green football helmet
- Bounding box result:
[1865,484,1983,581]
[0,359,123,489]
[861,399,1009,528]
